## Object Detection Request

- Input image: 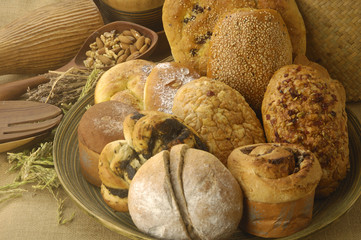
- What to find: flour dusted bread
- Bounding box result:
[172,77,265,165]
[162,0,305,75]
[207,8,293,111]
[128,144,243,240]
[77,101,138,186]
[144,62,200,113]
[262,64,349,198]
[227,143,322,238]
[94,59,156,109]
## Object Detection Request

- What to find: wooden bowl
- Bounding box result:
[98,0,164,32]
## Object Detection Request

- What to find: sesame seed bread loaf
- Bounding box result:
[172,77,265,165]
[144,62,200,114]
[207,8,293,112]
[128,144,243,240]
[94,59,156,109]
[227,143,322,238]
[261,64,349,198]
[162,0,305,76]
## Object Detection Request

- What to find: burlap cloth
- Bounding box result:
[0,1,360,240]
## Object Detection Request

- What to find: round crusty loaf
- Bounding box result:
[128,144,243,240]
[227,143,322,238]
[144,61,200,113]
[162,0,305,75]
[94,59,156,109]
[77,101,138,186]
[207,8,293,111]
[261,64,349,198]
[172,77,265,165]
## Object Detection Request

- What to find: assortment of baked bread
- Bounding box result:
[77,0,349,239]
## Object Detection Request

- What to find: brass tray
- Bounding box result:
[53,92,361,240]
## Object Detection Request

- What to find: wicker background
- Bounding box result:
[296,0,361,102]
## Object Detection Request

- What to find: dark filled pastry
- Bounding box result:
[172,77,265,165]
[98,111,208,212]
[262,64,349,198]
[128,144,243,240]
[227,143,322,238]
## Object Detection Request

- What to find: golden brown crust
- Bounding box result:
[261,64,349,197]
[162,0,305,75]
[207,8,293,111]
[172,77,265,165]
[227,143,322,203]
[257,0,306,58]
[94,59,156,109]
[144,62,200,114]
[162,0,256,75]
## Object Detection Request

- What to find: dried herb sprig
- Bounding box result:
[1,67,103,224]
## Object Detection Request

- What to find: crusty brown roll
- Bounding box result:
[162,0,305,76]
[144,61,200,113]
[227,143,322,238]
[261,64,349,198]
[128,144,243,240]
[94,59,156,109]
[98,111,208,212]
[77,101,138,186]
[207,8,293,111]
[172,77,265,165]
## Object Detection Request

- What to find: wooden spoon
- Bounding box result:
[0,101,62,144]
[0,21,158,101]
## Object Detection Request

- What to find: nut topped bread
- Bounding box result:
[262,64,349,198]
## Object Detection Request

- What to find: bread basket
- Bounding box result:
[295,0,361,102]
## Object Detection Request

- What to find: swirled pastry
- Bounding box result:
[262,64,349,198]
[227,143,322,238]
[172,77,265,165]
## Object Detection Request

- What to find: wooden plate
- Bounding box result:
[53,92,361,240]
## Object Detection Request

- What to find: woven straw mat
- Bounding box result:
[296,0,361,102]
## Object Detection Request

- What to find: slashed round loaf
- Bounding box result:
[162,0,305,75]
[94,59,156,109]
[207,8,293,111]
[128,144,243,240]
[172,77,265,165]
[262,64,349,198]
[144,61,200,114]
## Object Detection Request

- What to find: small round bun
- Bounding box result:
[128,144,243,240]
[207,8,293,111]
[227,143,322,238]
[77,101,138,186]
[94,59,156,109]
[144,62,200,113]
[172,77,265,164]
